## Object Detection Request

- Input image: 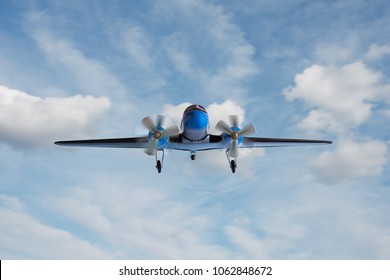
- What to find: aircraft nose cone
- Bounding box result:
[153,131,162,139]
[231,131,239,140]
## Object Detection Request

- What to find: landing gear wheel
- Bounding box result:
[154,150,164,173]
[191,154,196,160]
[230,160,236,173]
[156,160,162,173]
[225,150,238,173]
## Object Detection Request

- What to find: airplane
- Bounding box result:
[55,104,332,173]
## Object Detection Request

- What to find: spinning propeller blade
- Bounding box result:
[142,116,156,132]
[146,138,157,155]
[141,115,179,155]
[229,115,239,128]
[156,115,165,128]
[239,123,256,136]
[216,115,256,157]
[216,120,232,135]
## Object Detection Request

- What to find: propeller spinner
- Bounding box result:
[141,115,179,155]
[216,115,256,157]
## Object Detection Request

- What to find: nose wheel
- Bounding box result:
[190,151,196,160]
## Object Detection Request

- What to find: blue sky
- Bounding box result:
[0,0,389,259]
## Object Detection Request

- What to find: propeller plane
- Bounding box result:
[55,104,332,173]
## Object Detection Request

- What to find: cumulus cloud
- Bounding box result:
[0,85,110,150]
[284,62,390,184]
[311,139,388,184]
[206,100,246,133]
[284,62,385,134]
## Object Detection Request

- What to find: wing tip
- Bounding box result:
[54,140,73,146]
[311,140,333,145]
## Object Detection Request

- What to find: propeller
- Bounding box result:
[141,115,179,155]
[216,115,256,158]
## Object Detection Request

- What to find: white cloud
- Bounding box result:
[0,195,24,212]
[0,85,110,150]
[112,22,168,92]
[206,100,246,133]
[373,84,390,104]
[25,11,125,97]
[225,225,269,259]
[218,167,390,259]
[314,44,356,64]
[295,110,338,135]
[311,139,388,184]
[46,187,111,234]
[284,62,387,134]
[120,24,155,69]
[40,179,230,259]
[0,195,112,259]
[161,0,258,100]
[162,102,193,126]
[34,31,124,97]
[366,44,390,60]
[163,34,196,76]
[284,62,390,183]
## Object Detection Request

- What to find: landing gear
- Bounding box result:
[226,150,237,173]
[230,160,236,173]
[155,150,165,173]
[190,151,196,160]
[156,160,162,173]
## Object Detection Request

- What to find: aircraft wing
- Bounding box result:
[55,135,332,150]
[55,137,149,148]
[240,137,332,148]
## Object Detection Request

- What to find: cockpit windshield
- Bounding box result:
[184,104,207,113]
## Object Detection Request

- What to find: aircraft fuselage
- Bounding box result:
[181,104,209,141]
